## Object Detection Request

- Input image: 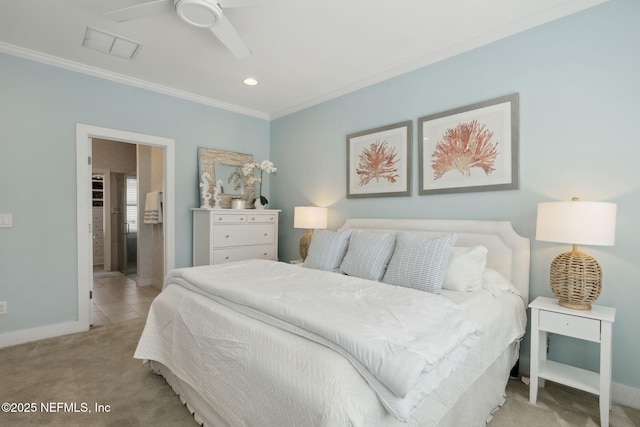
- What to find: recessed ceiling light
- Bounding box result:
[83,27,141,60]
[243,78,258,86]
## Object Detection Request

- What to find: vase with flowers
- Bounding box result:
[242,160,277,209]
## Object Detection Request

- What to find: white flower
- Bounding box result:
[241,160,277,176]
[260,160,277,174]
[241,162,257,177]
[240,159,277,205]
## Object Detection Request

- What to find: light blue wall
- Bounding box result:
[271,0,640,390]
[0,0,638,393]
[0,53,269,334]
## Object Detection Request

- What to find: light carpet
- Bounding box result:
[1,318,638,426]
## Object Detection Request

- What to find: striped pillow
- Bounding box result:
[382,232,457,293]
[339,231,396,281]
[303,229,352,272]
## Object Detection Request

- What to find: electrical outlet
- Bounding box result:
[0,301,6,315]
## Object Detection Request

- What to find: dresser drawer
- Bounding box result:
[247,213,277,223]
[539,310,601,342]
[213,214,247,223]
[93,242,104,256]
[213,224,275,247]
[213,245,276,264]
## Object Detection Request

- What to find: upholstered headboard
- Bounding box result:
[337,218,530,304]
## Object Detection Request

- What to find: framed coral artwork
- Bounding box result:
[347,120,412,198]
[418,93,519,195]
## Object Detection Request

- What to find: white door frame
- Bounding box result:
[76,124,175,329]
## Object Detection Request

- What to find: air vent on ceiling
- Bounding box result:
[82,27,141,60]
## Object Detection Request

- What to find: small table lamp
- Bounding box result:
[294,206,328,261]
[536,197,617,310]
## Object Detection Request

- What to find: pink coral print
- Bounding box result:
[357,140,399,186]
[431,120,498,180]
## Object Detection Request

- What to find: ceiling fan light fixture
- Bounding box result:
[243,77,258,86]
[175,0,222,28]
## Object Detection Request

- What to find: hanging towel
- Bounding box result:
[144,191,163,224]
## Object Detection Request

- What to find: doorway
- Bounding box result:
[91,139,142,281]
[76,124,175,330]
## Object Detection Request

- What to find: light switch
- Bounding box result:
[0,213,13,228]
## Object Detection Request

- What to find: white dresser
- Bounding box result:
[192,208,280,266]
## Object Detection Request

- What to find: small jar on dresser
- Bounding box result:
[191,208,280,266]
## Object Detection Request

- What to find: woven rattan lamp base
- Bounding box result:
[299,230,313,261]
[550,248,602,310]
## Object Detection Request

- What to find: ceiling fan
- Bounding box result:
[104,0,261,59]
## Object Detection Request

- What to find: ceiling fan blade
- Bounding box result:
[104,0,175,23]
[211,14,252,59]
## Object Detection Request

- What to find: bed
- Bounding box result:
[134,218,529,426]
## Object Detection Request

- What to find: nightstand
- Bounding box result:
[529,296,616,426]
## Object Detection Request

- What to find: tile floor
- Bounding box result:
[91,271,161,326]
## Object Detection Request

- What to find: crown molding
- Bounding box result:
[0,41,270,120]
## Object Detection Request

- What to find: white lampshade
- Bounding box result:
[294,206,328,230]
[536,200,617,246]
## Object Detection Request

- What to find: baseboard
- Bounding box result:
[0,320,88,349]
[612,382,640,410]
[517,355,640,409]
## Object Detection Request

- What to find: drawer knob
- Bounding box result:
[263,252,267,256]
[225,234,230,238]
[264,233,268,237]
[225,256,230,260]
[217,217,222,221]
[240,217,244,221]
[250,217,255,220]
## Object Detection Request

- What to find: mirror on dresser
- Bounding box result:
[198,147,256,208]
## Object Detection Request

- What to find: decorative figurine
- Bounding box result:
[200,172,212,209]
[213,180,223,209]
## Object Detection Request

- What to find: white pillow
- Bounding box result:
[443,245,488,292]
[482,268,520,296]
[383,233,457,294]
[303,229,352,272]
[339,231,396,281]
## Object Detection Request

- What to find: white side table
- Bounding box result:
[529,296,616,426]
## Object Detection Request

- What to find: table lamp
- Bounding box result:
[535,197,617,310]
[294,206,328,261]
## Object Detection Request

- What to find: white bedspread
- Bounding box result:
[136,260,482,421]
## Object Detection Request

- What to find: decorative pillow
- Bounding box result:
[443,246,488,292]
[382,233,457,294]
[482,268,520,296]
[303,229,352,272]
[339,231,396,281]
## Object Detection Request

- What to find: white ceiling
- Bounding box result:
[0,0,607,119]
